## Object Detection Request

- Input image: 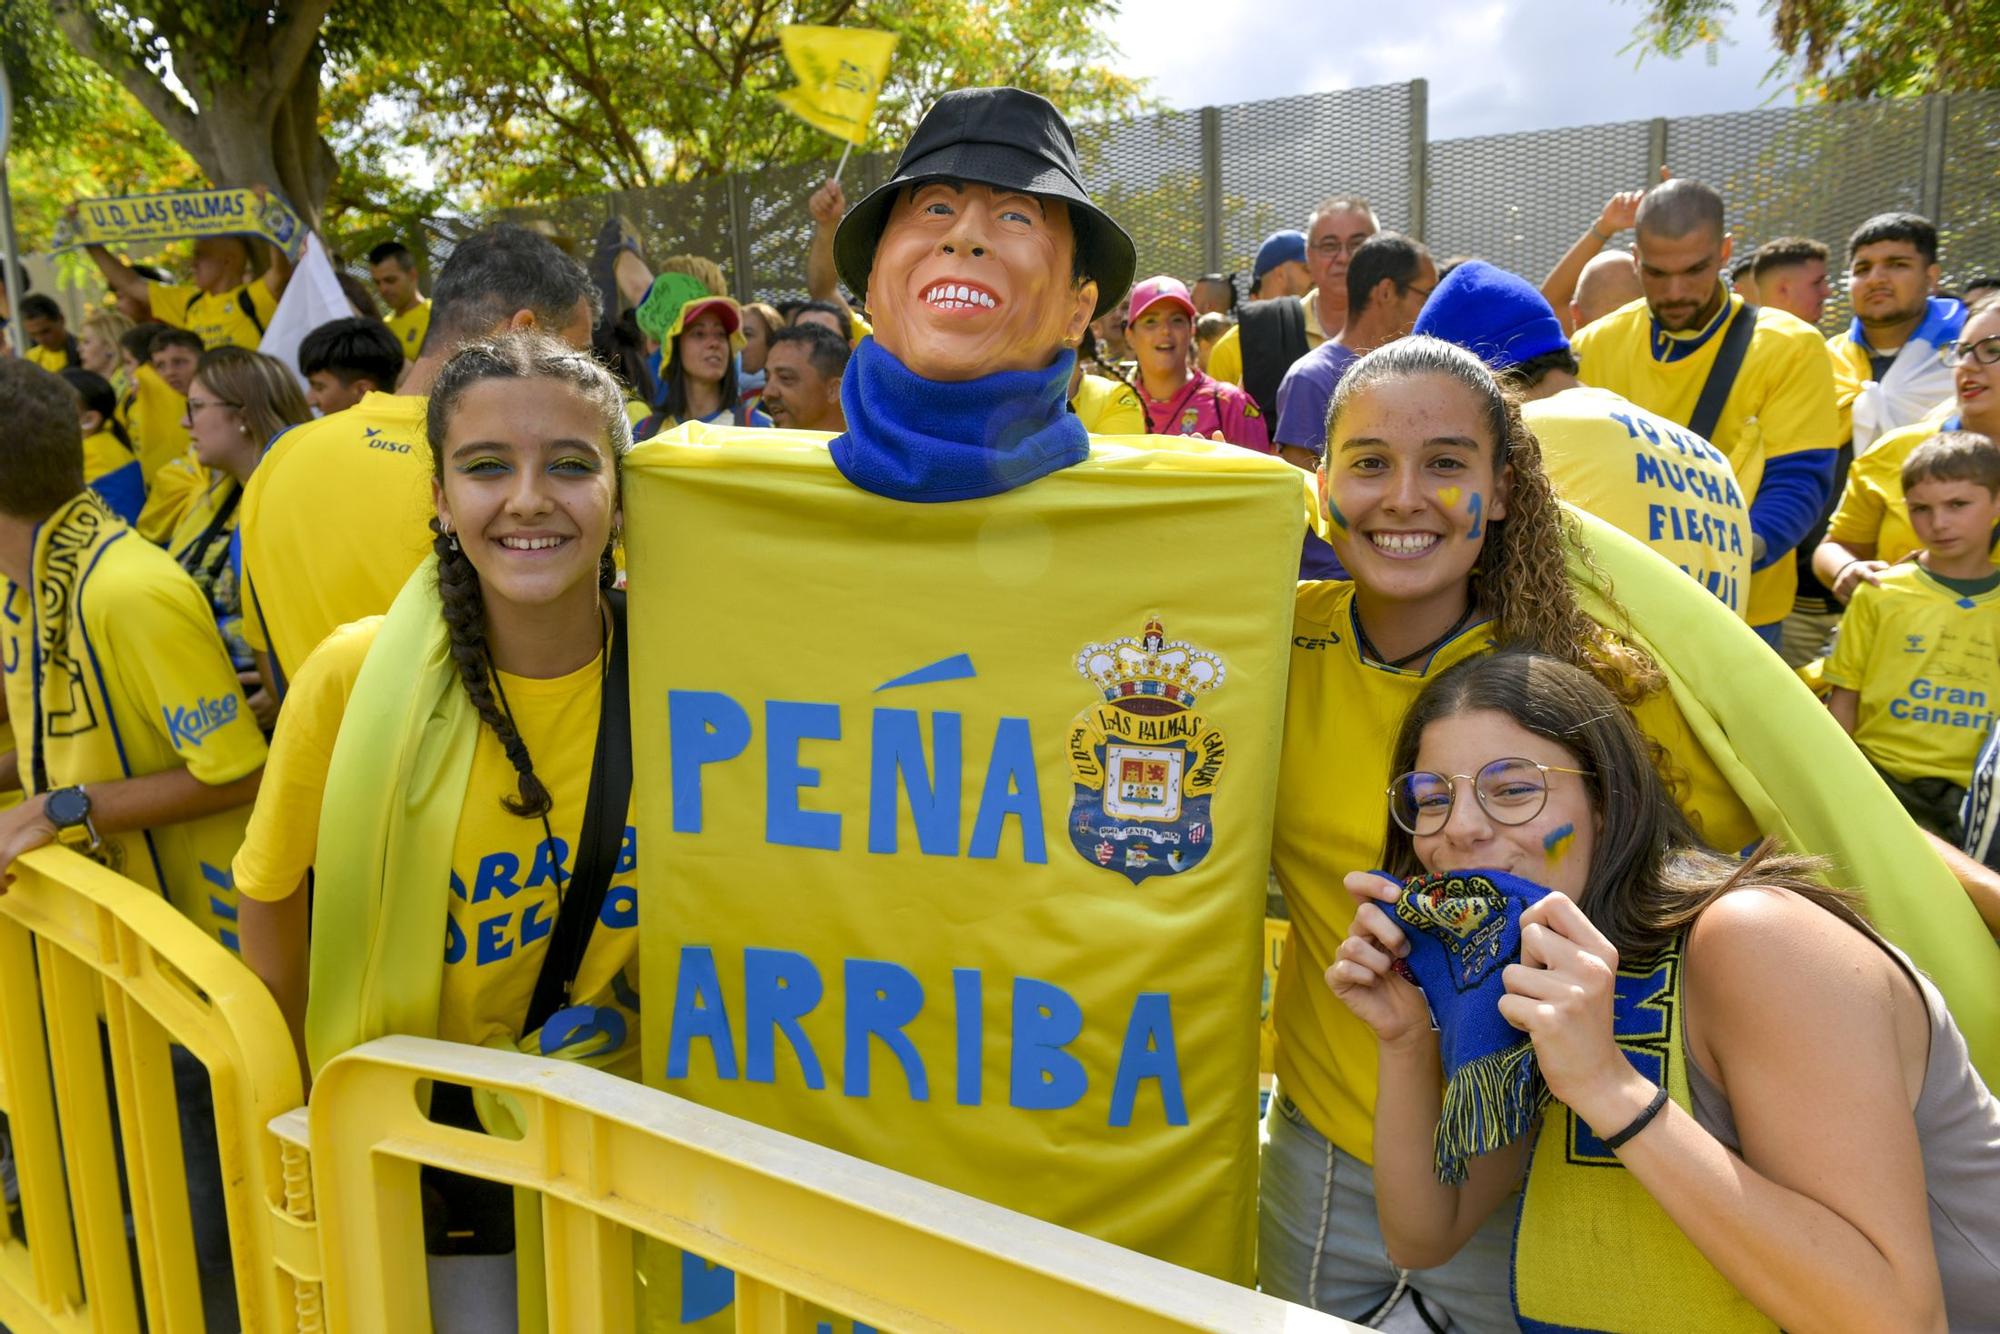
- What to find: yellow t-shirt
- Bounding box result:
[151,276,279,351]
[121,363,193,490]
[1525,385,1750,618]
[238,392,433,685]
[1269,581,1757,1162]
[82,428,148,526]
[1822,565,2000,785]
[1070,373,1145,435]
[1,522,266,949]
[25,342,75,373]
[1825,413,1983,567]
[1204,292,1329,388]
[386,298,430,360]
[233,619,641,1074]
[1572,295,1843,626]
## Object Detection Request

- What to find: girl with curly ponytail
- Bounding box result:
[233,330,636,1330]
[1261,336,1762,1328]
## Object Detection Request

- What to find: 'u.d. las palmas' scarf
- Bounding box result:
[1512,934,1775,1332]
[1391,868,1553,1185]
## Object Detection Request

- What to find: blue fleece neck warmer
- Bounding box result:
[1392,867,1556,1183]
[829,338,1089,503]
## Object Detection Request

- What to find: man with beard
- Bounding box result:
[1574,179,1840,648]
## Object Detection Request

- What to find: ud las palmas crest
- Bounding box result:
[1067,618,1227,883]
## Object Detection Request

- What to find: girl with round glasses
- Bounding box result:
[1816,293,2000,603]
[1331,649,2000,1329]
[1264,335,1766,1329]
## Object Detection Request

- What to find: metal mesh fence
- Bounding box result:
[1665,99,1930,331]
[1215,85,1419,297]
[1941,92,2000,291]
[1427,120,1652,282]
[1073,106,1207,295]
[492,85,1997,334]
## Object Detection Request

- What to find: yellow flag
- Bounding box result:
[773,25,899,146]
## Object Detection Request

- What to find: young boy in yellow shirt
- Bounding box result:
[1827,431,2000,839]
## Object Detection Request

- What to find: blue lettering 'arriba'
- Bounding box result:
[663,947,1189,1130]
[667,692,1046,862]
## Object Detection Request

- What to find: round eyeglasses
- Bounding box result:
[1387,757,1589,836]
[1940,335,2000,368]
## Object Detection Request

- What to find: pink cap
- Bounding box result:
[1126,275,1197,325]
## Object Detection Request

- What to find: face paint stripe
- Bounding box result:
[1542,823,1575,866]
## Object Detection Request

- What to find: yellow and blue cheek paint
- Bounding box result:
[1542,822,1576,868]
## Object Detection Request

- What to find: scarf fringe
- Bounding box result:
[1433,1040,1547,1184]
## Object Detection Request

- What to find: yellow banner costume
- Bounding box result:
[628,423,1304,1299]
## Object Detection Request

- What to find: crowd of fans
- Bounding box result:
[1,115,1997,1331]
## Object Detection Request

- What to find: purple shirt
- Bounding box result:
[1273,341,1360,456]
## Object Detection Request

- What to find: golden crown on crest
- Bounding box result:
[1076,618,1226,709]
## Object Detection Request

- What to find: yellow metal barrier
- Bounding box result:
[0,845,303,1333]
[301,1036,1362,1333]
[0,847,1358,1332]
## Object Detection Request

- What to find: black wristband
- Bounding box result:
[1600,1085,1670,1151]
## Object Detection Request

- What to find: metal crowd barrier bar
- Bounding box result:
[303,1036,1362,1333]
[1,845,1358,1332]
[0,845,303,1333]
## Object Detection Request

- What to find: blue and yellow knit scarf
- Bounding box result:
[1391,868,1554,1183]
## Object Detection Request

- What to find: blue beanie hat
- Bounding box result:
[1412,261,1569,371]
[1253,229,1308,280]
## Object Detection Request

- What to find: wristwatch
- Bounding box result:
[45,785,103,855]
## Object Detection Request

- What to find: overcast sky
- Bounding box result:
[1107,0,1801,140]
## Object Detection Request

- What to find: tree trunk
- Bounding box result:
[51,0,340,229]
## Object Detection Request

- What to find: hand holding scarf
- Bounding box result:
[1389,868,1556,1183]
[1499,888,1655,1132]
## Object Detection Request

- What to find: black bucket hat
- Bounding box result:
[834,87,1137,322]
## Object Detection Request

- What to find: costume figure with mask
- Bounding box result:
[622,89,1309,1310]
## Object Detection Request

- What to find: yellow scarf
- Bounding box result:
[27,493,122,796]
[1568,508,2000,1084]
[1513,938,1774,1331]
[305,557,476,1075]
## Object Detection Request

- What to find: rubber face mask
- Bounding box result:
[865,180,1096,382]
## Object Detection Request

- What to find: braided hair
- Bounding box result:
[425,330,632,817]
[1076,325,1143,412]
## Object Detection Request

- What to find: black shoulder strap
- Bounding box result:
[238,287,266,337]
[1687,302,1758,443]
[523,590,632,1038]
[1240,297,1308,421]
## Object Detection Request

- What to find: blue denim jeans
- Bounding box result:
[1259,1090,1520,1332]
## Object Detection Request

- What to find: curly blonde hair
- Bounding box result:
[1323,336,1661,704]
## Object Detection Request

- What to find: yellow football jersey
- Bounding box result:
[1823,565,2000,785]
[238,392,432,685]
[1573,295,1842,626]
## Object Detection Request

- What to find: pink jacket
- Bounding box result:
[1138,368,1273,453]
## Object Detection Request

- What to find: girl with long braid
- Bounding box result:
[1262,335,1996,1328]
[232,331,635,1326]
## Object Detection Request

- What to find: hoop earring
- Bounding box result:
[442,522,459,553]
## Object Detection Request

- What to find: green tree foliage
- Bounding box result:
[0,8,204,252]
[347,0,1147,209]
[10,0,1140,256]
[37,0,390,228]
[1631,0,2000,99]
